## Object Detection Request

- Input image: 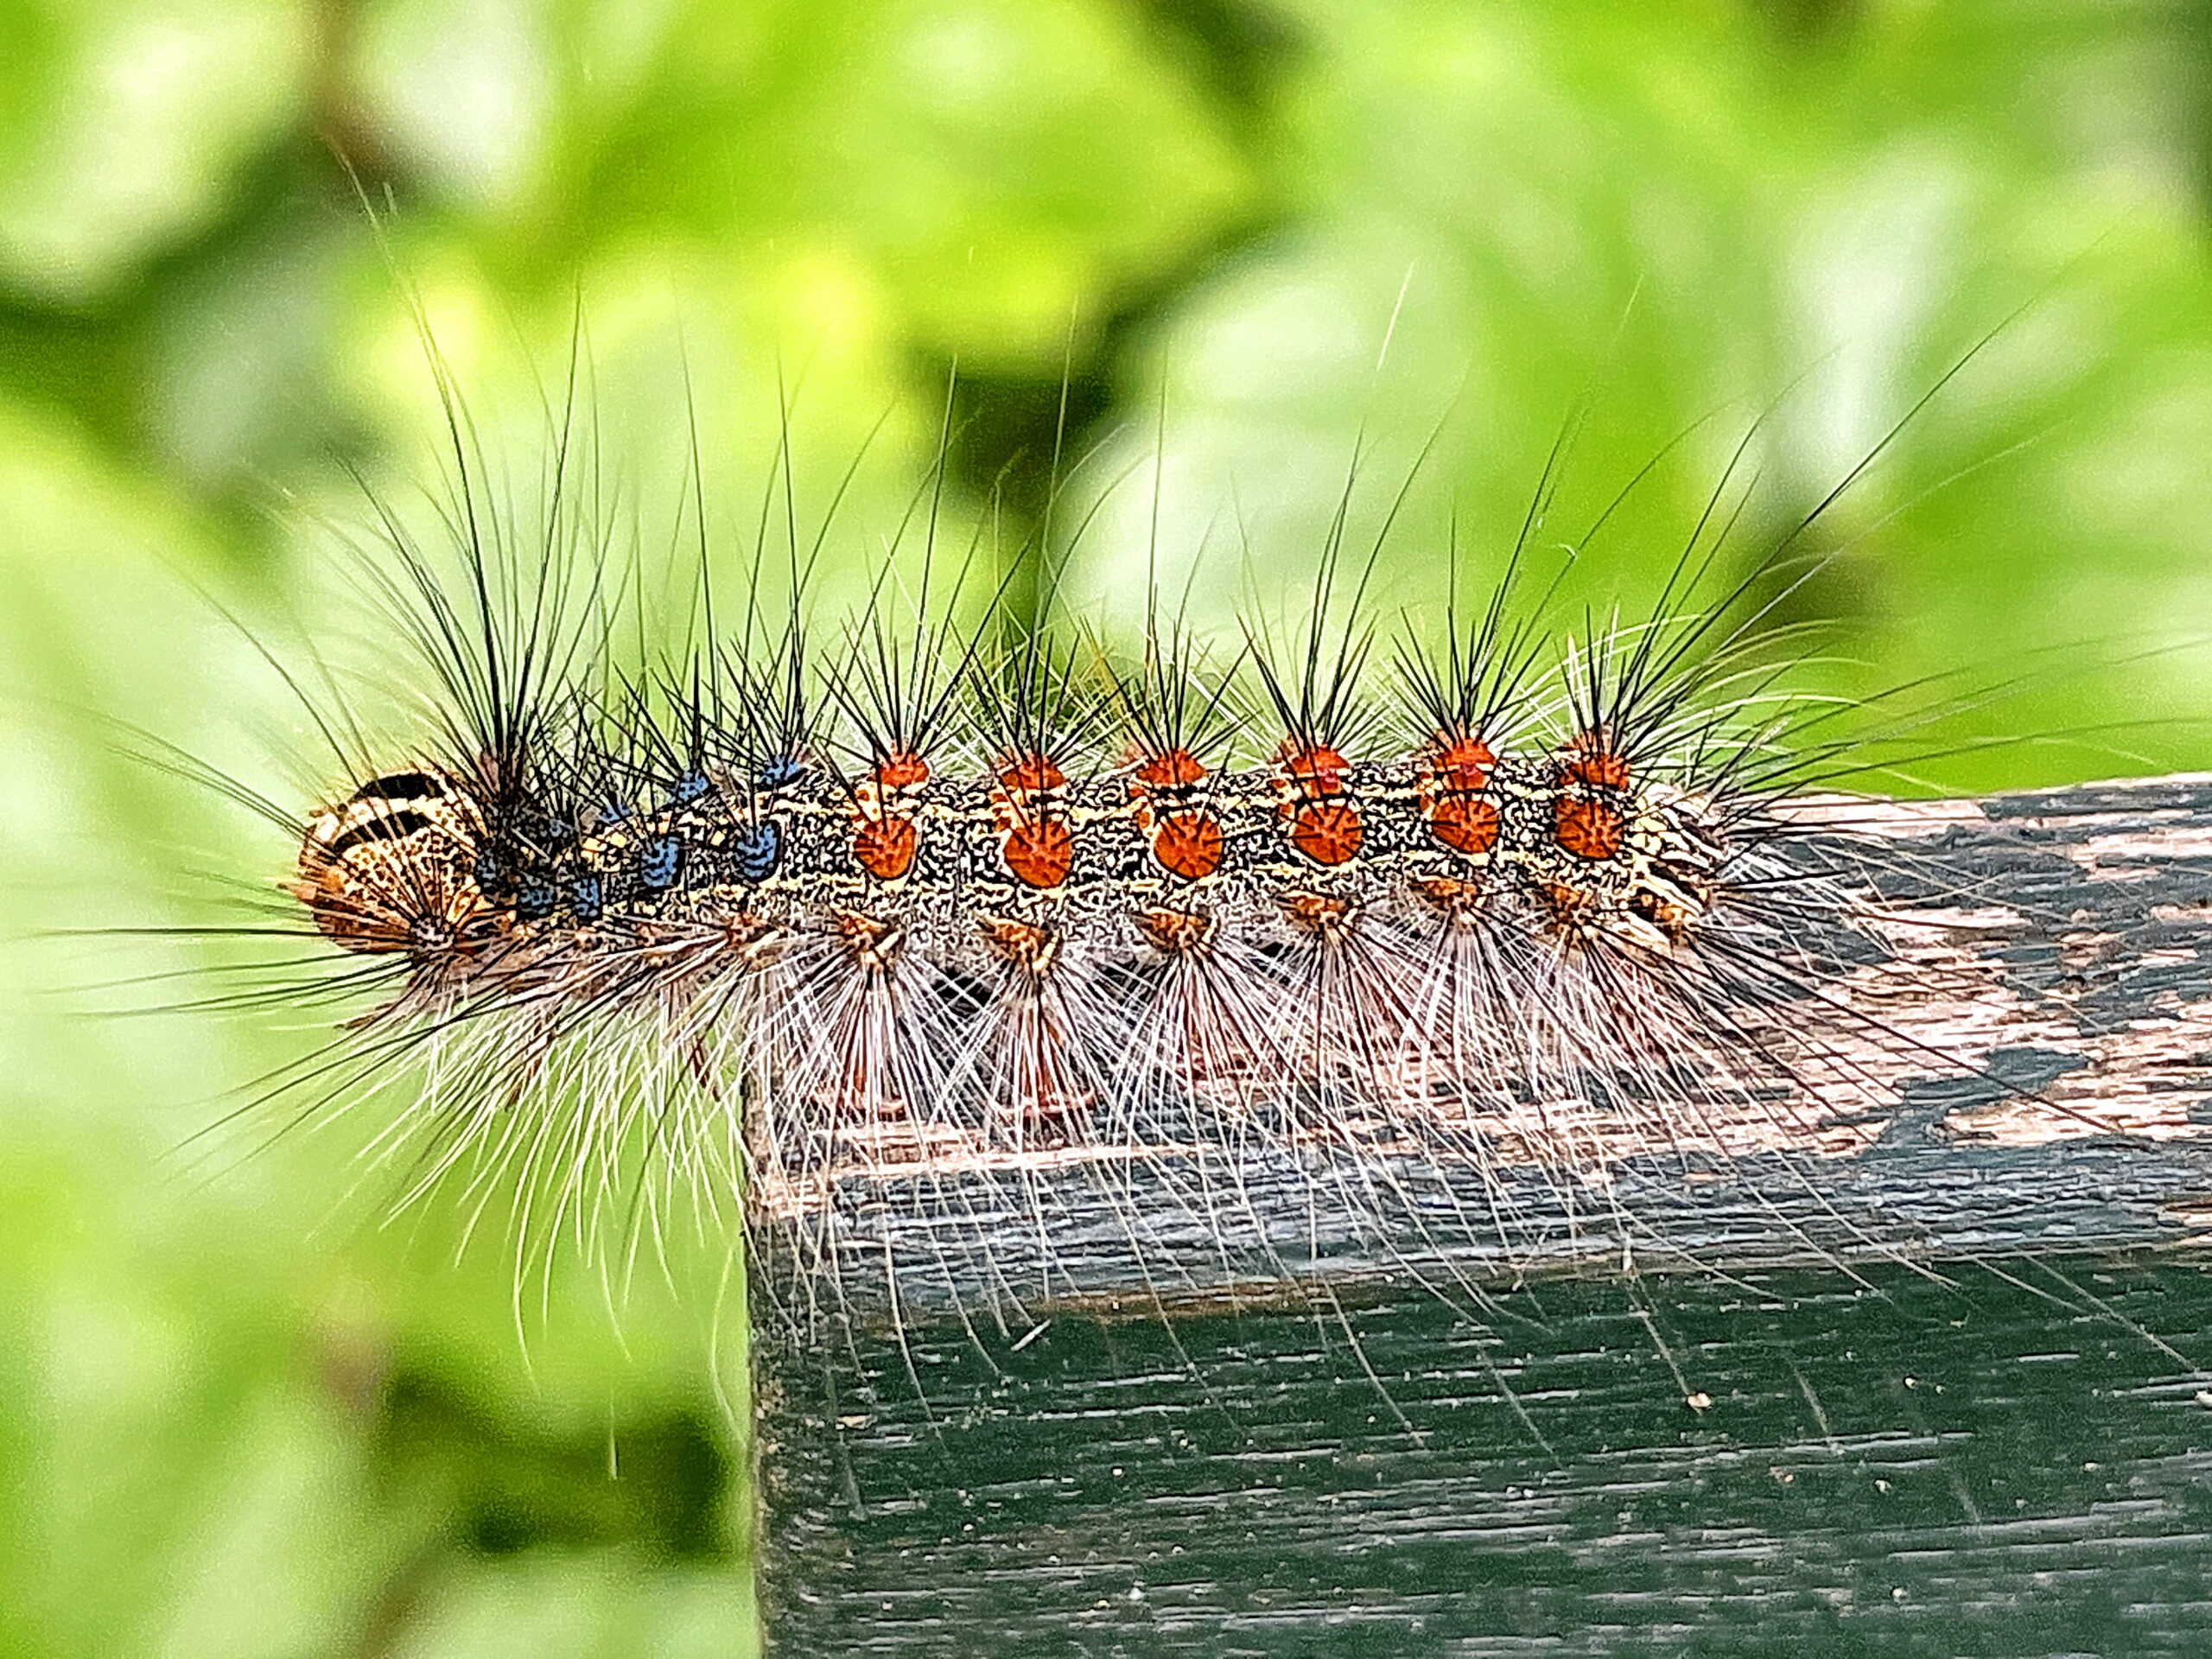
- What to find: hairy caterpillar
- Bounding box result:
[145,303,2170,1368]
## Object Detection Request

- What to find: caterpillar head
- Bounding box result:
[292,766,494,956]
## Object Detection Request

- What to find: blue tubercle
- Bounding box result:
[755,753,804,790]
[569,873,604,922]
[668,768,712,807]
[516,876,556,921]
[639,834,683,892]
[731,819,782,883]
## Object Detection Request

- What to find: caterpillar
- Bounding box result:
[159,312,2120,1359]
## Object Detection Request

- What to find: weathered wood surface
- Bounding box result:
[750,778,2212,1656]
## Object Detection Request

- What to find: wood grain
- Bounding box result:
[748,778,2212,1656]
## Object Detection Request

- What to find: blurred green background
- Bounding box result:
[4,2,2212,1654]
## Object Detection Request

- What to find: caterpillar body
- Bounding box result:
[296,663,1731,1131]
[175,331,2171,1363]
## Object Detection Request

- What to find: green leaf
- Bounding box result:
[0,0,311,305]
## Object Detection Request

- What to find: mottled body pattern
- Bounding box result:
[297,702,1738,1182]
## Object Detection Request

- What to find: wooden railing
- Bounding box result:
[746,777,2212,1655]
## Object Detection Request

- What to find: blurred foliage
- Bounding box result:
[3,1,2211,1654]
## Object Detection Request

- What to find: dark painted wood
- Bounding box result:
[750,778,2212,1655]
